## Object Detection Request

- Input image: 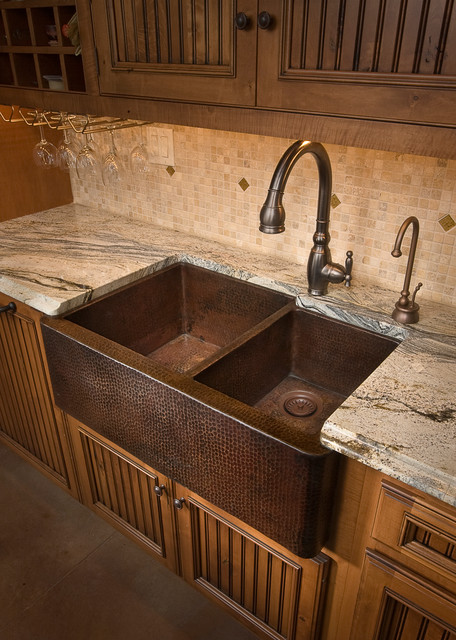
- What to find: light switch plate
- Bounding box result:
[145,127,174,166]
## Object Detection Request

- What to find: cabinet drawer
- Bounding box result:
[372,481,456,584]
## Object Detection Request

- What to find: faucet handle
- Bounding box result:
[344,251,353,287]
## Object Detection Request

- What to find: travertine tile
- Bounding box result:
[70,124,456,305]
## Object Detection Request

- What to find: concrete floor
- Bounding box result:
[0,440,258,640]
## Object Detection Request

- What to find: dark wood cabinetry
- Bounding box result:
[91,0,257,106]
[67,418,178,572]
[352,550,456,639]
[1,1,456,157]
[258,0,456,127]
[91,0,456,128]
[0,0,85,93]
[346,475,456,639]
[0,294,75,491]
[1,295,456,639]
[66,415,330,640]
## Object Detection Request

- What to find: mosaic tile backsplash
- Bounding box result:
[70,124,456,306]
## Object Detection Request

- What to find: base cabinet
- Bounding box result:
[0,295,74,490]
[173,482,329,640]
[351,550,456,640]
[66,415,329,640]
[333,472,456,640]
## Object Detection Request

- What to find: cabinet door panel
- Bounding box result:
[92,0,257,105]
[0,300,68,485]
[175,485,329,640]
[351,550,456,640]
[257,0,456,126]
[69,420,177,571]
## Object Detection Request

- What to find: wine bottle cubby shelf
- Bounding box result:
[0,1,85,92]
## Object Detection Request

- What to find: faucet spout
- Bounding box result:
[391,216,422,324]
[259,141,352,296]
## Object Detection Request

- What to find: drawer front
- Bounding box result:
[372,481,456,583]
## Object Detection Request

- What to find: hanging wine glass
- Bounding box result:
[102,130,124,186]
[57,127,78,172]
[76,133,99,180]
[130,126,149,174]
[32,117,58,169]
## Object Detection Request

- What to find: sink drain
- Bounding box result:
[282,391,321,418]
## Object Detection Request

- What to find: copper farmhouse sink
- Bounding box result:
[41,262,399,557]
[64,262,291,373]
[195,307,398,436]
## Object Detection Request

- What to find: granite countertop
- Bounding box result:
[1,203,455,507]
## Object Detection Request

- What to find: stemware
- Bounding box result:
[32,120,58,169]
[76,133,99,180]
[130,127,149,174]
[57,127,78,172]
[102,130,124,186]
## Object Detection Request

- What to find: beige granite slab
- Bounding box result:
[1,203,455,507]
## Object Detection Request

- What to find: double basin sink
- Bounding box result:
[42,263,399,557]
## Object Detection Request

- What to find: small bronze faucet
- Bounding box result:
[259,140,353,296]
[391,216,423,324]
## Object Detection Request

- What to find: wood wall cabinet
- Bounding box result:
[91,0,257,106]
[258,0,456,127]
[0,0,85,93]
[1,1,456,157]
[90,0,456,128]
[66,415,330,640]
[0,294,76,492]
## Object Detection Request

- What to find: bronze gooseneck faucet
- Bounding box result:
[259,140,353,296]
[391,216,423,324]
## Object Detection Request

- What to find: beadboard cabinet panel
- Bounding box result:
[92,0,257,105]
[64,415,330,640]
[257,0,456,126]
[174,483,330,640]
[351,550,456,640]
[67,417,178,573]
[0,295,73,489]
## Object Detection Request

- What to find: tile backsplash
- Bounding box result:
[70,124,456,306]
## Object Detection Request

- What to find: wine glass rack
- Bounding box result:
[0,105,148,134]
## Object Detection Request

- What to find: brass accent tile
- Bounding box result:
[438,214,456,232]
[331,193,341,208]
[70,123,456,306]
[238,177,249,191]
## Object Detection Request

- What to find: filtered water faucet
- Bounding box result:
[259,140,353,296]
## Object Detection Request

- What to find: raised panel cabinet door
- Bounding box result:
[257,0,456,126]
[67,417,178,572]
[91,0,257,105]
[350,549,456,640]
[173,483,330,640]
[0,296,69,486]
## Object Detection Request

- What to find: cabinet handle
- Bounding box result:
[153,484,166,497]
[234,12,250,30]
[0,302,16,314]
[257,11,273,29]
[173,497,185,510]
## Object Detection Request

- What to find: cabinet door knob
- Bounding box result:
[258,11,273,29]
[173,497,185,510]
[153,484,166,497]
[234,12,250,30]
[0,302,16,314]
